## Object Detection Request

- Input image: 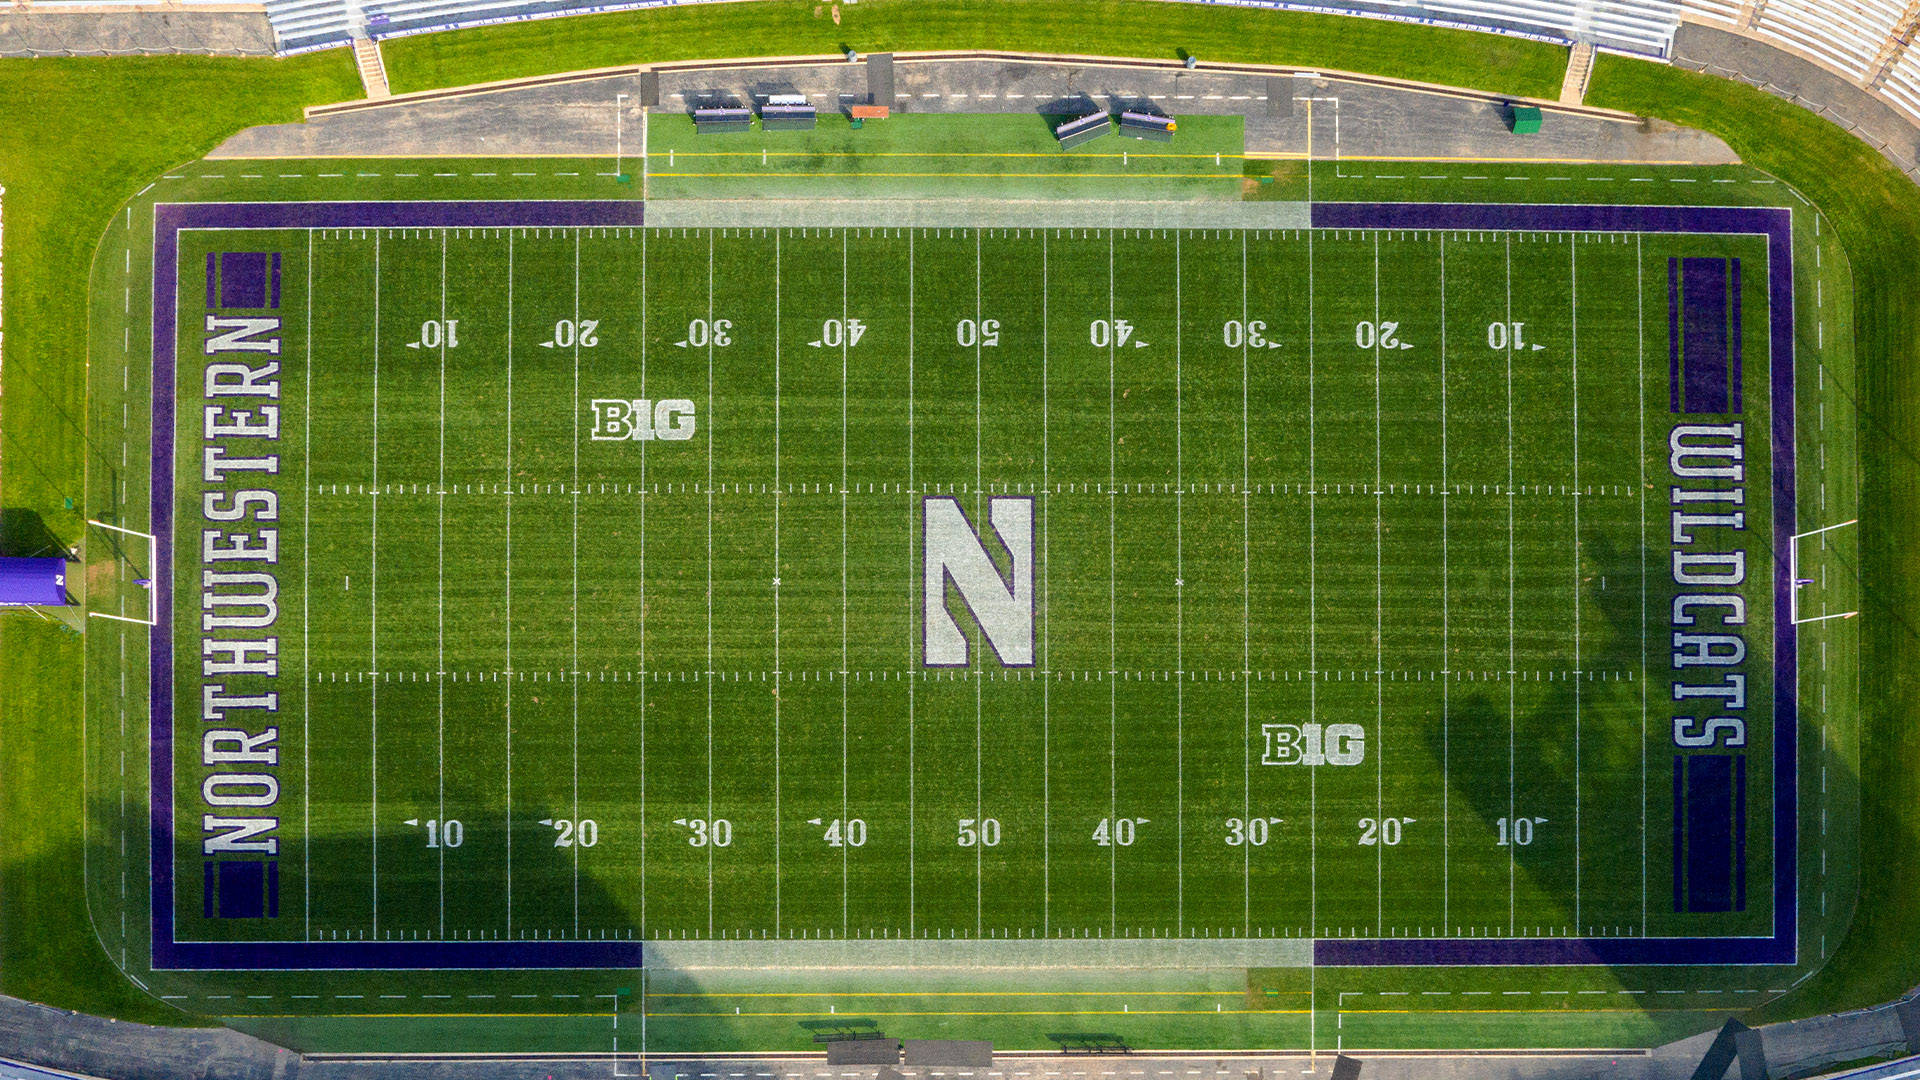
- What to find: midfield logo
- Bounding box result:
[923,496,1034,668]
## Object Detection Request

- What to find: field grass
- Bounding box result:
[0,0,1898,1041]
[1587,54,1898,1023]
[0,54,360,1024]
[378,0,1569,101]
[148,222,1778,952]
[643,113,1249,201]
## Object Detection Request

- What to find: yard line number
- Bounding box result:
[957,818,1001,847]
[679,318,731,348]
[544,318,599,349]
[1093,817,1149,847]
[955,318,1000,347]
[674,817,732,847]
[810,818,868,847]
[540,817,599,847]
[1221,320,1282,350]
[406,818,462,848]
[1225,816,1284,846]
[1496,816,1549,846]
[1353,320,1412,351]
[1358,816,1416,846]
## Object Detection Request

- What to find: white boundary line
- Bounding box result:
[1789,519,1859,625]
[86,520,159,626]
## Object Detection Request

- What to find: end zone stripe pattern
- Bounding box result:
[1308,201,1795,967]
[150,201,646,971]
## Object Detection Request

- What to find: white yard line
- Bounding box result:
[774,230,782,936]
[1571,236,1582,930]
[1239,232,1251,934]
[371,229,382,939]
[842,231,851,937]
[437,229,448,937]
[1041,231,1050,937]
[572,230,584,936]
[645,226,652,933]
[1505,234,1516,935]
[304,230,314,941]
[1439,234,1450,927]
[1307,225,1319,936]
[505,233,516,937]
[1108,231,1118,935]
[907,229,917,938]
[1175,229,1184,934]
[974,229,985,937]
[1373,234,1385,932]
[707,232,717,937]
[1636,233,1648,934]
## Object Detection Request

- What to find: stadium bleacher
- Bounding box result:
[1678,0,1920,123]
[9,0,1684,62]
[22,0,1920,133]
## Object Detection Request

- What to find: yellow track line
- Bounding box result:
[1342,1007,1713,1015]
[647,990,1257,998]
[658,151,1244,160]
[647,171,1240,179]
[224,1008,1310,1020]
[644,1009,1302,1018]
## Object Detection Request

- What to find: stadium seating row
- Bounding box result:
[3,0,1686,60]
[18,0,1920,130]
[1675,0,1920,126]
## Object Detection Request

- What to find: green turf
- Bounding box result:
[139,223,1780,950]
[379,0,1569,101]
[0,53,361,1026]
[0,0,1892,1046]
[642,112,1248,200]
[1586,55,1886,1023]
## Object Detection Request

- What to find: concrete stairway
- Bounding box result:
[1561,41,1596,102]
[351,33,388,98]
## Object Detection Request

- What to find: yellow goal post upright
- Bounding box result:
[87,518,158,628]
[1789,518,1859,626]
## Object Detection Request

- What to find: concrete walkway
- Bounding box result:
[0,7,271,57]
[4,988,1919,1080]
[208,54,1735,168]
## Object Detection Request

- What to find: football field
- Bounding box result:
[150,202,1791,969]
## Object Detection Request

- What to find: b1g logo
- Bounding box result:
[590,398,697,441]
[1260,722,1366,766]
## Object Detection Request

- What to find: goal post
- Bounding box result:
[1789,518,1859,626]
[87,519,158,628]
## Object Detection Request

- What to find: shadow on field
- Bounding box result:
[0,507,74,559]
[1418,529,1870,994]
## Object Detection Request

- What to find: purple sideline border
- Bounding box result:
[150,200,1794,970]
[1311,202,1797,967]
[150,202,645,970]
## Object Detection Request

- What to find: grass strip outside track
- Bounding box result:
[1585,52,1906,1023]
[0,55,361,1024]
[378,0,1570,100]
[642,112,1247,200]
[0,2,1900,1033]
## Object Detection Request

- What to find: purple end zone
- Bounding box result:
[150,201,644,971]
[1310,203,1797,968]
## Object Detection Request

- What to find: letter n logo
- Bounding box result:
[923,496,1033,667]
